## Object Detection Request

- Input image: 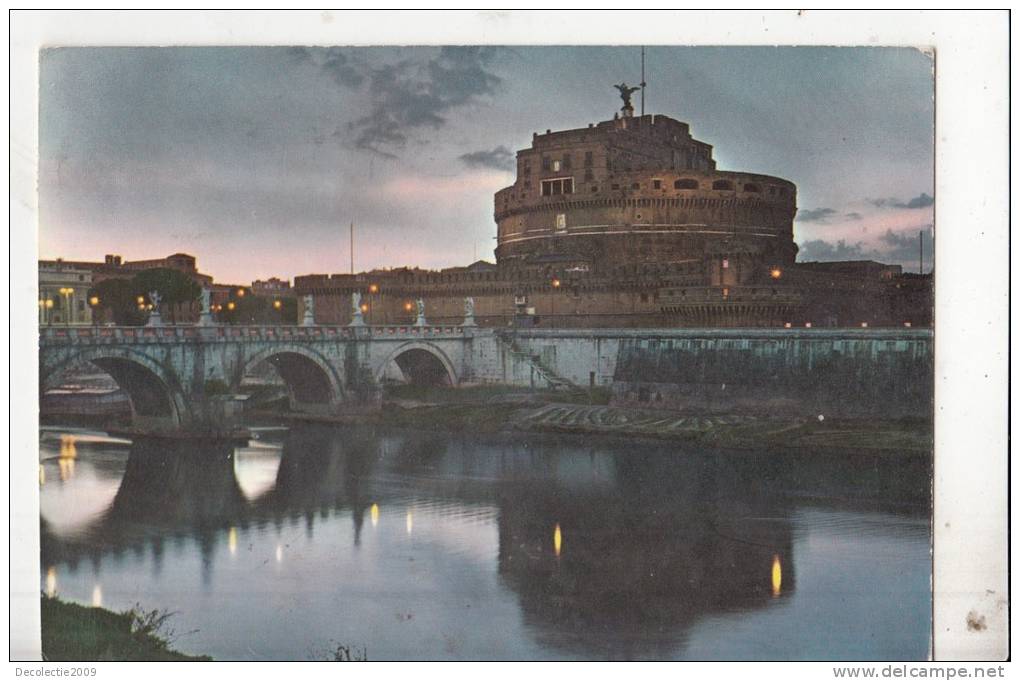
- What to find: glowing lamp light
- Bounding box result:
[360,303,369,313]
[89,296,100,306]
[406,510,413,535]
[904,321,912,328]
[770,268,783,279]
[92,584,103,607]
[805,322,812,328]
[553,523,563,558]
[228,527,238,557]
[237,288,246,297]
[404,302,414,312]
[771,555,782,597]
[227,302,236,311]
[273,300,282,310]
[860,322,868,328]
[368,284,379,293]
[370,503,379,527]
[46,566,57,597]
[783,322,792,328]
[45,299,54,309]
[137,296,145,305]
[551,278,561,288]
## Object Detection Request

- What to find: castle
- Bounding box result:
[295,96,931,329]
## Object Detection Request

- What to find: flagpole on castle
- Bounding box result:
[640,46,646,116]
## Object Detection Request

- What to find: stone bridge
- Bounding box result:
[39,324,933,434]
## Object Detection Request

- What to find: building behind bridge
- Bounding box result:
[295,103,932,329]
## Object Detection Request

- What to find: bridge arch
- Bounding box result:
[242,344,345,414]
[375,341,459,387]
[41,347,186,428]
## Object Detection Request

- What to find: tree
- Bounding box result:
[130,269,201,324]
[88,278,147,326]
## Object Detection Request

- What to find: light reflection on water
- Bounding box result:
[40,424,931,661]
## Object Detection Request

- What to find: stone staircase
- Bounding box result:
[496,332,576,391]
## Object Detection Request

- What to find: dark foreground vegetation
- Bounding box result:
[40,595,210,661]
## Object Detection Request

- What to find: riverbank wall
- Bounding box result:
[497,329,932,419]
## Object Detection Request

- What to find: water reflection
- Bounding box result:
[494,449,797,658]
[39,424,931,660]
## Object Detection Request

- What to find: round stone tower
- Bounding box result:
[494,111,798,286]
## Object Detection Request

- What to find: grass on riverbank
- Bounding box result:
[40,595,210,661]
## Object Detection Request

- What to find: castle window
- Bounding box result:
[556,213,567,231]
[542,156,551,171]
[744,183,761,193]
[611,183,620,190]
[712,180,734,190]
[584,151,593,167]
[674,178,698,189]
[562,154,571,170]
[631,182,640,190]
[590,185,598,193]
[653,179,662,189]
[584,170,594,182]
[541,178,574,196]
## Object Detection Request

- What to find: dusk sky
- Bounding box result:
[39,46,935,284]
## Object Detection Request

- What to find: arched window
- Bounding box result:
[712,180,734,191]
[744,183,761,193]
[674,178,699,189]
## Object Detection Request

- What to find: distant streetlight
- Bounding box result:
[770,268,783,279]
[237,288,246,297]
[59,288,74,325]
[368,284,379,294]
[137,296,145,305]
[273,300,282,310]
[89,296,99,306]
[360,303,369,313]
[551,278,561,288]
[227,301,236,311]
[403,301,413,312]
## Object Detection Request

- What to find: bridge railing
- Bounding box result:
[38,324,473,345]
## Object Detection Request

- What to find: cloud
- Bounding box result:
[797,225,933,269]
[796,207,838,223]
[845,212,863,220]
[288,46,365,88]
[868,192,934,209]
[458,145,515,172]
[289,47,505,157]
[797,239,867,261]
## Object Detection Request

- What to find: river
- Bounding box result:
[39,423,932,661]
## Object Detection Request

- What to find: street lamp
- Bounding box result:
[89,296,100,325]
[237,288,246,297]
[770,268,783,280]
[368,284,379,294]
[58,287,74,325]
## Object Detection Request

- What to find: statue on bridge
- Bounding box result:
[301,294,316,327]
[349,292,365,327]
[145,290,163,327]
[414,298,427,328]
[462,297,476,327]
[197,288,214,326]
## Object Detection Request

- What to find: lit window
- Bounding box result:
[552,160,561,172]
[556,214,566,231]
